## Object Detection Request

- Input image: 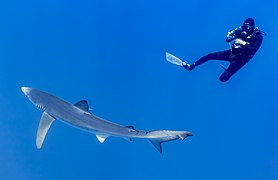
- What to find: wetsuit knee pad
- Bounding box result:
[219,73,230,82]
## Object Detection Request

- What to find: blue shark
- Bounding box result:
[21,87,192,153]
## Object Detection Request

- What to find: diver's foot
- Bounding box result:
[182,62,195,71]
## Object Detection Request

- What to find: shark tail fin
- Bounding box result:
[149,139,163,154]
[36,112,55,149]
[148,130,193,154]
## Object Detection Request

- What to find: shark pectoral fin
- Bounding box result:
[96,135,108,143]
[149,139,163,154]
[36,112,55,149]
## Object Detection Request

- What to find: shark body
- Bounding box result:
[21,87,192,153]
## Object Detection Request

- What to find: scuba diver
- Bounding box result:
[167,18,266,82]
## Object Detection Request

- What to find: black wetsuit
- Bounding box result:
[193,27,263,82]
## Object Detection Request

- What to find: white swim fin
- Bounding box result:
[165,52,186,67]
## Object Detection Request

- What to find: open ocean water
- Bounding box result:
[0,0,277,179]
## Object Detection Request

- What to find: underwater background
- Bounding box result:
[0,0,278,179]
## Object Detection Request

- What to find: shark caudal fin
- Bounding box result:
[147,130,193,154]
[36,112,55,149]
[149,139,163,153]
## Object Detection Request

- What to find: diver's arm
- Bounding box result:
[243,34,263,54]
[226,27,242,43]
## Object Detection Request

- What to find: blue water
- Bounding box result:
[0,0,277,179]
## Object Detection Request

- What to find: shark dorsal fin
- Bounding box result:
[96,135,108,143]
[36,112,56,149]
[74,100,89,112]
[125,125,136,130]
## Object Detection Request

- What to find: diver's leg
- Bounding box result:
[194,50,232,66]
[184,50,232,71]
[219,61,247,82]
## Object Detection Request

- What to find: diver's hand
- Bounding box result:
[226,31,235,42]
[234,38,248,45]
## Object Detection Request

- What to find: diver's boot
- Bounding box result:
[182,62,195,71]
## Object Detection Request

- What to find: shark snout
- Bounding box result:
[21,87,31,96]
